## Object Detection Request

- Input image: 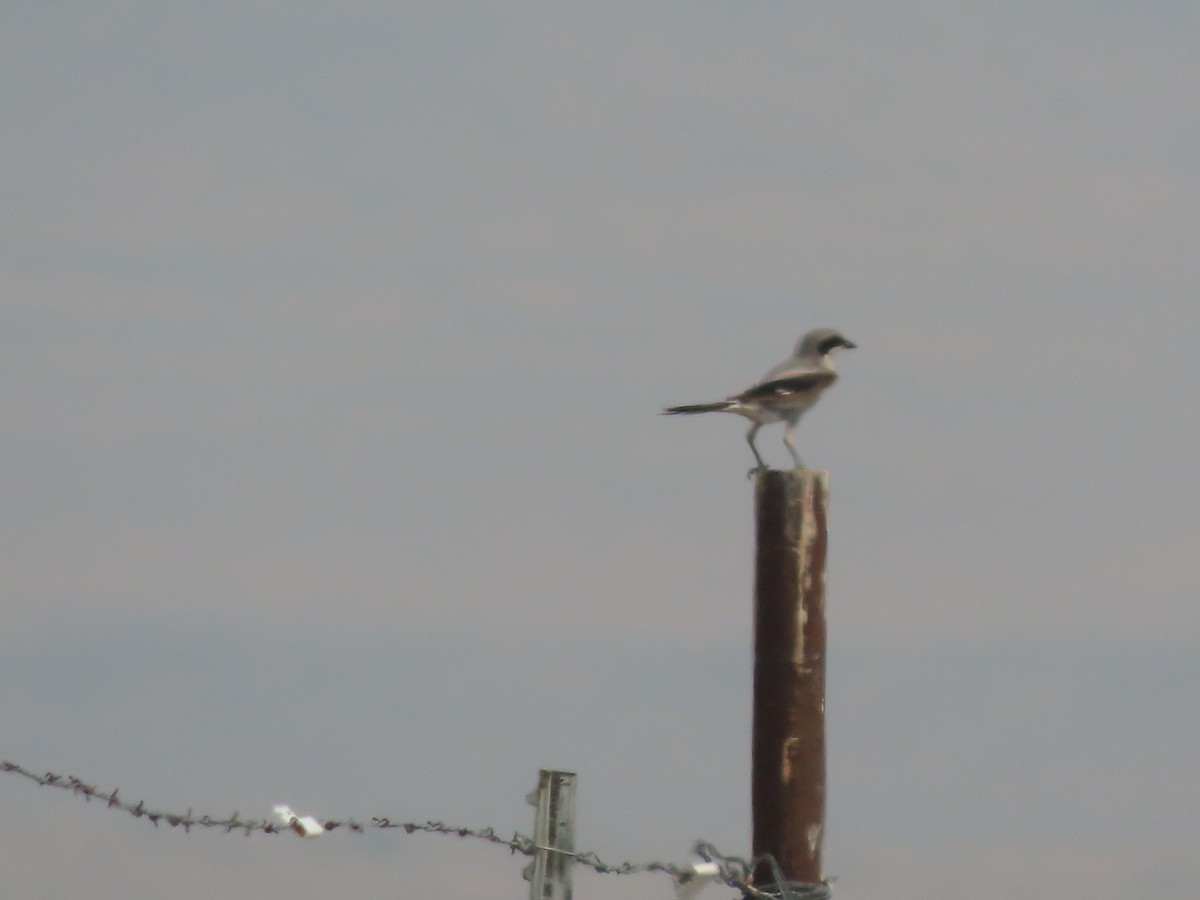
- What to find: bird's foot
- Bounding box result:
[746,465,769,480]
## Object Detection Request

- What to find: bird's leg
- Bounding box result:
[745,423,768,479]
[782,421,805,470]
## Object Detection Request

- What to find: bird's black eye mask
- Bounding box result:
[817,335,854,354]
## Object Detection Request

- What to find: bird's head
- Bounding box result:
[796,327,856,358]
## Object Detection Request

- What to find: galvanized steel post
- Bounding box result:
[525,769,577,900]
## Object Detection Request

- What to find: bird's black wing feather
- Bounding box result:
[737,370,836,400]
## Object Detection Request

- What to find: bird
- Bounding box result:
[662,327,855,474]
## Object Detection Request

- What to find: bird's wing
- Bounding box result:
[736,367,836,401]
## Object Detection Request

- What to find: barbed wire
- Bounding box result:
[2,759,830,899]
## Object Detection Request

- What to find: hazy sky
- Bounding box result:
[3,4,1199,899]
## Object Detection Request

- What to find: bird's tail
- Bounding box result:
[661,401,734,415]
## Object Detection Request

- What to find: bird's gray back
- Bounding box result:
[756,350,825,385]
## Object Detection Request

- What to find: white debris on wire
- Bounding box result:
[273,805,325,838]
[674,861,720,900]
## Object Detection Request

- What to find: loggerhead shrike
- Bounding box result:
[662,327,856,473]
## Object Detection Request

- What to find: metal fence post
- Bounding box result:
[751,468,829,892]
[524,769,577,900]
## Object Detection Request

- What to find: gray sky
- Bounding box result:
[3,4,1199,899]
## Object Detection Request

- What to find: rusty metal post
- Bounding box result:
[751,468,828,890]
[524,769,577,900]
